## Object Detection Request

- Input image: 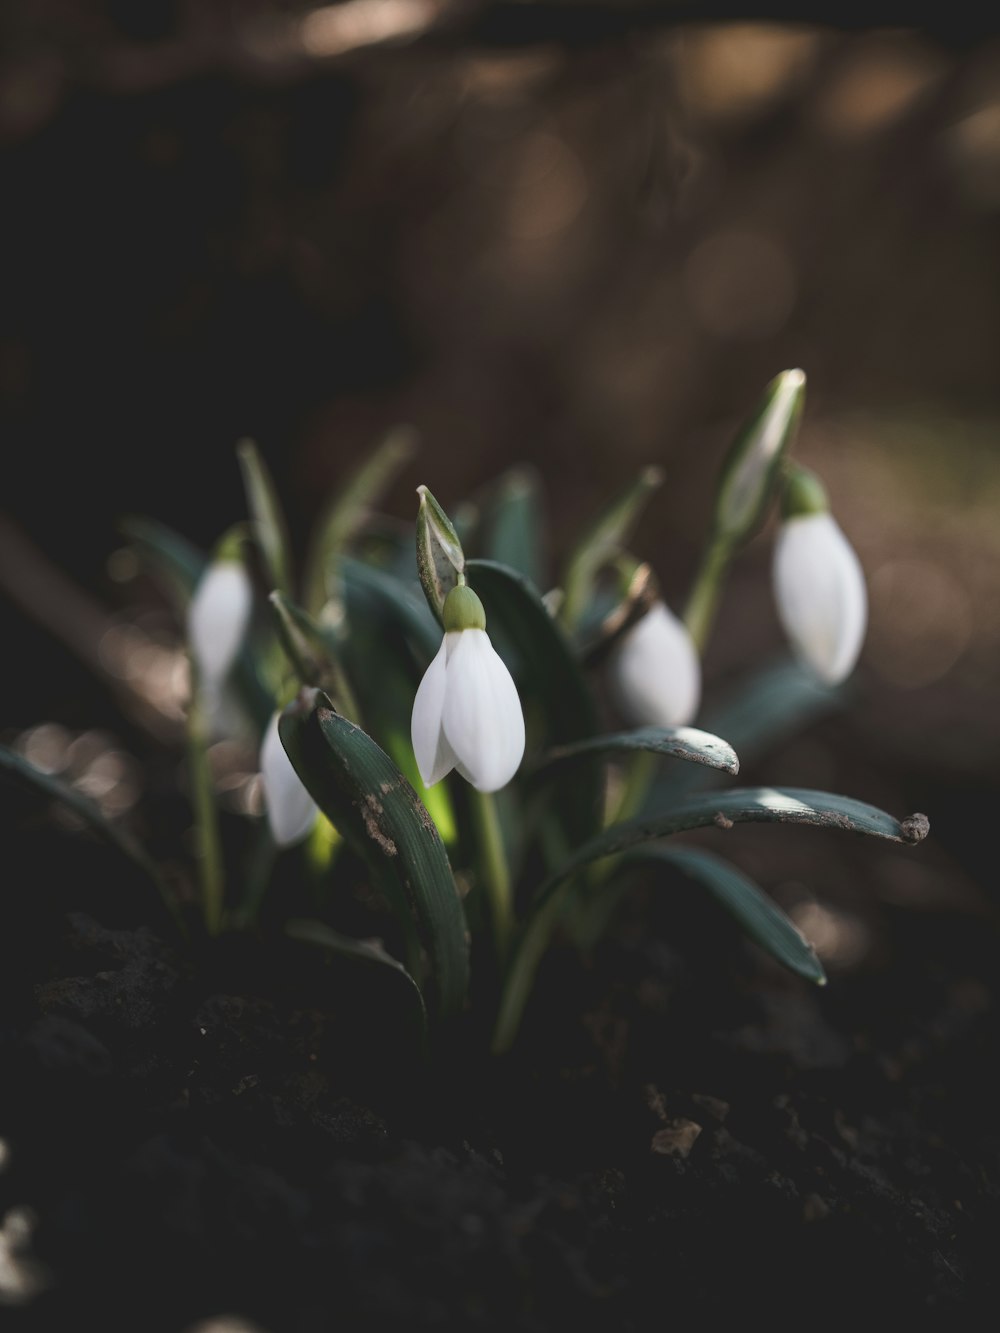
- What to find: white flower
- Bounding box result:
[609,601,701,727]
[773,511,867,685]
[411,587,525,793]
[187,560,252,692]
[260,711,318,847]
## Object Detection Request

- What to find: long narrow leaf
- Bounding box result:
[279,693,469,1018]
[304,426,417,614]
[466,558,600,840]
[535,726,739,778]
[483,466,545,587]
[237,438,293,596]
[534,786,929,910]
[0,744,176,923]
[286,917,427,1041]
[629,845,826,985]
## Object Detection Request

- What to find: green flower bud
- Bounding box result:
[415,484,465,626]
[713,369,806,545]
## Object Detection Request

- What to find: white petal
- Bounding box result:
[260,711,318,847]
[610,601,701,727]
[410,635,459,787]
[773,512,867,685]
[441,629,525,793]
[187,561,253,691]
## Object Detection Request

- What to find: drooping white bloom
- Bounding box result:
[773,511,867,685]
[411,587,525,793]
[187,560,253,692]
[260,711,318,847]
[609,600,701,727]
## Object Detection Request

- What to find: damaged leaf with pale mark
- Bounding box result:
[279,692,469,1019]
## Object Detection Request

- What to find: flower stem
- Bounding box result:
[186,669,225,935]
[492,883,568,1053]
[683,535,731,655]
[472,789,513,958]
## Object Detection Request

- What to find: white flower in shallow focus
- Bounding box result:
[260,711,318,847]
[772,468,867,686]
[411,585,525,794]
[187,560,252,693]
[773,513,867,685]
[609,600,701,727]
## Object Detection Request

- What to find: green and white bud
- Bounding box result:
[773,467,867,686]
[415,484,466,625]
[187,533,252,695]
[713,368,806,546]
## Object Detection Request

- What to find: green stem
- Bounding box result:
[493,883,569,1053]
[472,789,513,958]
[186,669,225,935]
[682,535,732,655]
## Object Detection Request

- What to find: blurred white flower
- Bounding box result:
[187,560,252,693]
[773,511,867,685]
[609,601,701,727]
[411,586,525,793]
[260,711,317,847]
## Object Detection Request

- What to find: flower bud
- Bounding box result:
[260,710,318,847]
[713,369,806,546]
[415,485,465,625]
[609,600,701,727]
[187,558,252,693]
[772,468,867,685]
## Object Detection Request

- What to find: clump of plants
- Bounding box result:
[3,371,928,1053]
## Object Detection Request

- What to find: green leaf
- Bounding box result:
[415,485,465,625]
[269,591,360,722]
[120,514,202,602]
[304,425,418,615]
[237,438,294,596]
[629,845,826,985]
[483,466,545,587]
[279,693,469,1019]
[465,559,597,746]
[286,916,427,1042]
[534,725,739,778]
[561,465,664,629]
[466,558,600,835]
[342,557,440,661]
[122,514,273,730]
[535,786,929,910]
[0,744,176,925]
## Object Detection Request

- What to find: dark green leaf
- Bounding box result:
[561,465,664,628]
[342,557,440,660]
[286,916,427,1040]
[535,725,739,778]
[279,693,469,1018]
[483,466,545,587]
[535,786,929,910]
[629,845,826,985]
[0,744,176,924]
[237,438,293,596]
[304,425,418,614]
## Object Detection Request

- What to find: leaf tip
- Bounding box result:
[900,811,930,845]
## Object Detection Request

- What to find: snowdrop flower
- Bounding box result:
[773,468,867,686]
[187,557,252,694]
[609,600,701,727]
[411,584,525,793]
[260,711,318,847]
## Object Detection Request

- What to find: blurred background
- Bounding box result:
[1,1,999,915]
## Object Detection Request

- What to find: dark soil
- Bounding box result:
[2,806,998,1331]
